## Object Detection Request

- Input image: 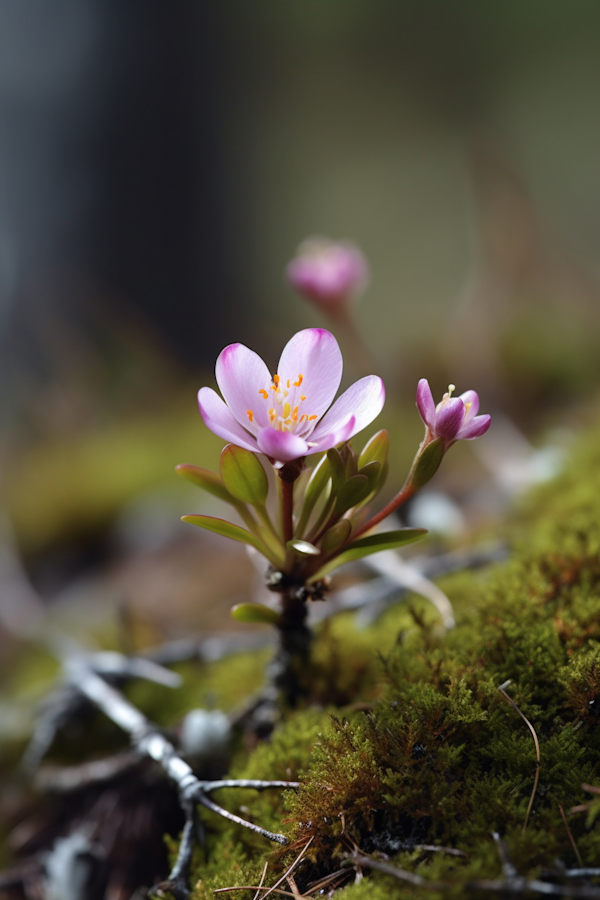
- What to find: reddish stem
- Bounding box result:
[350,480,417,541]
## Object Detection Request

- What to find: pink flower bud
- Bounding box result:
[286,237,369,309]
[416,380,491,451]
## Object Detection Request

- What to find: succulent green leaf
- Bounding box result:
[327,448,346,492]
[181,514,269,556]
[310,528,428,580]
[287,539,321,556]
[320,518,352,555]
[303,454,332,512]
[334,474,370,514]
[358,429,389,471]
[409,437,445,491]
[175,464,235,503]
[340,443,358,478]
[230,602,281,625]
[357,460,382,494]
[220,444,269,507]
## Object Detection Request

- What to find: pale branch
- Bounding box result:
[65,659,298,897]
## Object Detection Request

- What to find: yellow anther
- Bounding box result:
[247,410,254,422]
[293,374,303,387]
[300,395,306,401]
[299,414,309,423]
[258,389,268,399]
[286,379,290,389]
[268,408,275,422]
[308,415,318,421]
[283,402,291,418]
[291,406,298,421]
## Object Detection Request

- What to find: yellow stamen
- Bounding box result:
[293,374,304,387]
[247,410,254,422]
[286,379,290,389]
[299,414,309,423]
[291,406,298,421]
[258,389,268,399]
[283,402,291,418]
[268,408,275,423]
[300,395,306,401]
[308,415,317,421]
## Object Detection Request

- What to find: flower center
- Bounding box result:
[246,373,318,433]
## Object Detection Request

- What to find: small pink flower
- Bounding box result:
[198,328,385,465]
[286,237,369,308]
[416,379,491,449]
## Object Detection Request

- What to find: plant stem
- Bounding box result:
[351,479,417,540]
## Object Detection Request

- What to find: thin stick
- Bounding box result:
[253,862,269,900]
[498,680,541,832]
[260,836,314,900]
[559,803,584,868]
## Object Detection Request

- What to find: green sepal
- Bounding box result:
[181,514,270,556]
[327,448,346,492]
[175,464,235,504]
[220,444,269,507]
[287,539,321,556]
[358,429,389,470]
[409,437,445,491]
[310,528,428,580]
[320,518,352,555]
[357,460,382,495]
[334,473,370,514]
[230,602,281,625]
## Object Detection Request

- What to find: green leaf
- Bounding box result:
[310,528,428,580]
[340,443,358,478]
[357,460,382,494]
[294,453,332,537]
[320,518,352,555]
[327,447,346,492]
[334,473,370,514]
[409,437,445,491]
[287,539,321,556]
[220,444,269,507]
[175,464,235,503]
[358,429,389,470]
[181,514,270,556]
[231,602,281,625]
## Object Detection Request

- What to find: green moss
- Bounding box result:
[179,415,600,896]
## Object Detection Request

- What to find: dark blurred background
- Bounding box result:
[0,0,600,637]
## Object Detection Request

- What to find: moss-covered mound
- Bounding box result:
[181,422,600,898]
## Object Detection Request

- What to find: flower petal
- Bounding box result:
[458,389,480,424]
[309,414,356,455]
[311,375,385,443]
[216,343,273,430]
[457,414,491,441]
[277,328,343,419]
[198,387,260,453]
[256,427,309,462]
[416,379,436,428]
[434,398,466,441]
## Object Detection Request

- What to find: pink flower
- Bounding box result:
[198,329,385,465]
[286,238,369,308]
[416,379,491,449]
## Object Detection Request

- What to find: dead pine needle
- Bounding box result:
[498,679,541,832]
[559,803,584,868]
